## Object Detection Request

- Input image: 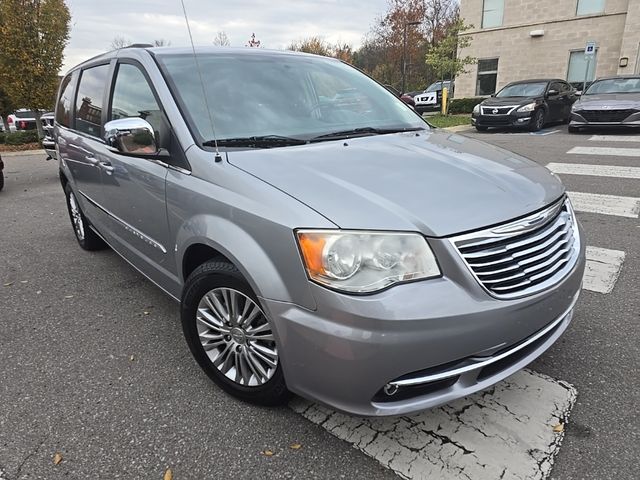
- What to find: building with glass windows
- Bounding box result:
[455,0,640,98]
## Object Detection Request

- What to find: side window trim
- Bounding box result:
[56,70,79,129]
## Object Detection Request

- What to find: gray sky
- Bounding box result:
[63,0,389,73]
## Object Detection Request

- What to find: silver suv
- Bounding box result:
[55,46,585,416]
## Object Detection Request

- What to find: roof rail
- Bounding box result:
[124,43,154,49]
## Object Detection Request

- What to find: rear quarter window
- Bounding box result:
[56,72,77,127]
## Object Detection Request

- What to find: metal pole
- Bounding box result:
[402,24,408,94]
[583,57,591,94]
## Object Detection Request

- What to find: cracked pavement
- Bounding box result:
[291,370,577,480]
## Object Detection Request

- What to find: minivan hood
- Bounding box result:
[227,130,565,237]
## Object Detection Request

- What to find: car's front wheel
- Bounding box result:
[529,109,545,132]
[181,260,290,406]
[64,183,106,250]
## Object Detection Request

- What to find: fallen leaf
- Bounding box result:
[20,280,28,284]
[143,311,150,316]
[130,355,135,361]
[53,453,63,465]
[36,290,42,294]
[64,295,74,299]
[163,468,173,480]
[289,443,302,450]
[3,282,13,287]
[552,423,564,433]
[261,450,274,456]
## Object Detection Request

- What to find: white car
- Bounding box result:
[6,109,38,132]
[414,81,454,114]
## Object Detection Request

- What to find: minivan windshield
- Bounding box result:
[496,82,547,98]
[155,51,425,146]
[585,78,640,95]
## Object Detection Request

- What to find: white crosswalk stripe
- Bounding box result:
[567,146,640,157]
[583,247,626,294]
[291,370,576,480]
[547,163,640,179]
[568,191,640,218]
[589,135,640,143]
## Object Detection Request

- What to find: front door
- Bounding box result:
[99,61,174,285]
[546,82,564,122]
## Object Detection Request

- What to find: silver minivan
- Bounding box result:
[55,46,585,416]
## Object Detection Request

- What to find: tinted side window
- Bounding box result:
[110,63,162,134]
[549,82,563,94]
[75,64,109,137]
[56,72,76,127]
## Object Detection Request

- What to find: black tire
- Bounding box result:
[529,109,545,132]
[64,183,107,251]
[181,260,290,406]
[0,172,4,191]
[568,126,579,133]
[475,125,488,132]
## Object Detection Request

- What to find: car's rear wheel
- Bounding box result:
[529,109,545,132]
[475,125,488,132]
[64,183,106,251]
[181,260,290,406]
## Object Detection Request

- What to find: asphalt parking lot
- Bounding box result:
[0,125,638,479]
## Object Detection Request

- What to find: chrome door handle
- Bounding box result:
[98,160,115,175]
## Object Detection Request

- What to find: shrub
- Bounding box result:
[0,130,40,145]
[449,97,485,114]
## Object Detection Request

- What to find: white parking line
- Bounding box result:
[583,247,626,294]
[567,146,640,157]
[589,135,640,143]
[568,191,640,218]
[546,163,640,179]
[291,370,577,480]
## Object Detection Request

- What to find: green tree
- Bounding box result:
[425,19,476,84]
[0,0,71,139]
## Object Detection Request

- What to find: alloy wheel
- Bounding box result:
[68,191,85,241]
[196,287,278,386]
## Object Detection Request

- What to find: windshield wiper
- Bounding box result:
[203,135,307,148]
[309,126,425,142]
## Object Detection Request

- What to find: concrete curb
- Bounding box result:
[443,125,474,133]
[0,149,46,157]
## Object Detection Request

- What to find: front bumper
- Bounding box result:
[42,137,56,159]
[416,103,440,114]
[472,111,533,129]
[570,110,640,128]
[262,231,586,416]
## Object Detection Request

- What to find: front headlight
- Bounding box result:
[517,102,537,112]
[296,230,441,293]
[473,104,481,114]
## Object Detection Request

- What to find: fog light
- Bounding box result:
[383,383,399,396]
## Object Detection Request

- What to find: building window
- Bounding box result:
[476,58,499,95]
[576,0,605,16]
[482,0,504,28]
[567,50,598,86]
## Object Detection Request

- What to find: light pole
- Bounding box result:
[402,21,421,94]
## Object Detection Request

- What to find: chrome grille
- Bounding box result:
[481,105,517,115]
[452,198,580,299]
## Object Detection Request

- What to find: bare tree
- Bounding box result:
[110,35,131,50]
[213,31,231,47]
[246,33,261,48]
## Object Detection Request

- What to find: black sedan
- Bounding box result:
[569,76,640,132]
[472,79,577,132]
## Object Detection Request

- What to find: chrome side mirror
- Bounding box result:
[104,118,158,155]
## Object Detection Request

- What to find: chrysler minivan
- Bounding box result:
[55,46,585,416]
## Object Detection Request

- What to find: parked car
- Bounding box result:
[472,79,577,132]
[569,75,640,132]
[0,117,5,133]
[41,111,56,159]
[6,109,38,132]
[414,80,454,114]
[56,47,585,416]
[0,154,4,191]
[384,84,416,108]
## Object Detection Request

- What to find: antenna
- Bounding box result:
[179,0,222,162]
